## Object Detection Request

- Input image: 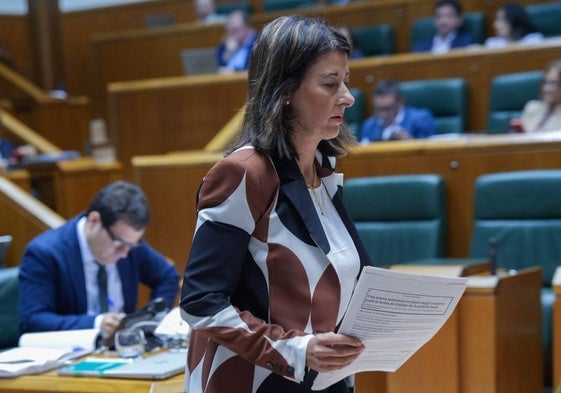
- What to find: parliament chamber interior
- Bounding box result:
[1,0,561,392]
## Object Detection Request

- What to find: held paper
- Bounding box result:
[312,266,467,390]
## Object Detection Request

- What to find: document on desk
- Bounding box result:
[312,266,467,391]
[0,329,100,378]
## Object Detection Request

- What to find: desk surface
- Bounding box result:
[0,353,185,393]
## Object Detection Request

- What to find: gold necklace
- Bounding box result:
[307,166,325,215]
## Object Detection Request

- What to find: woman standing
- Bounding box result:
[180,15,369,393]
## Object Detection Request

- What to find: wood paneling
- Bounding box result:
[0,14,32,80]
[61,0,197,97]
[109,73,246,178]
[109,41,561,178]
[0,176,64,267]
[131,132,561,279]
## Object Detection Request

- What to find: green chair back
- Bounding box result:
[486,70,543,134]
[401,78,467,134]
[527,2,561,37]
[0,267,20,348]
[345,87,365,140]
[343,174,446,266]
[263,0,317,12]
[469,169,561,363]
[351,24,395,57]
[410,12,486,50]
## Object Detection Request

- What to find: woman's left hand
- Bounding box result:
[306,332,365,372]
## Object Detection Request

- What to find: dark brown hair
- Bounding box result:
[230,15,356,159]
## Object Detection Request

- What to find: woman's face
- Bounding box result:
[493,9,512,39]
[542,68,561,107]
[289,51,354,144]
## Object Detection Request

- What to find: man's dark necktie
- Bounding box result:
[96,262,108,313]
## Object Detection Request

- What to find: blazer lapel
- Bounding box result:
[273,153,330,254]
[63,216,88,313]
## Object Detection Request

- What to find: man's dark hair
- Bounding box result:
[434,0,463,15]
[87,181,150,230]
[374,79,404,101]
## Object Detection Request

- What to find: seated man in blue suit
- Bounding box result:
[19,181,180,337]
[360,79,436,143]
[217,10,257,74]
[412,0,475,53]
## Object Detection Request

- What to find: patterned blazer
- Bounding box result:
[180,146,372,393]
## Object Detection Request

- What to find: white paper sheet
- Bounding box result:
[312,266,467,390]
[0,329,100,378]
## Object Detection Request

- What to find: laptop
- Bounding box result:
[180,47,218,76]
[58,351,185,380]
[103,351,186,380]
[0,235,12,267]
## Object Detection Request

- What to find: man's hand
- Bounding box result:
[100,312,126,336]
[389,128,412,140]
[306,332,364,372]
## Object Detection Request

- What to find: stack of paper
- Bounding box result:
[0,328,100,378]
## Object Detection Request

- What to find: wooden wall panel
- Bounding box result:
[109,41,561,177]
[0,14,32,81]
[60,0,197,97]
[132,132,561,279]
[109,73,246,178]
[0,177,64,267]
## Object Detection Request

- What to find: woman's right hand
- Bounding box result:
[306,332,364,372]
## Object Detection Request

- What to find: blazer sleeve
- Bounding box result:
[180,155,313,382]
[19,241,95,333]
[410,108,436,138]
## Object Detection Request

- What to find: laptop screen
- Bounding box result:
[180,47,218,76]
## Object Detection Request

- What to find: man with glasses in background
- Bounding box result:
[19,181,179,337]
[359,78,436,143]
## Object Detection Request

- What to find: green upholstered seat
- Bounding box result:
[345,87,365,140]
[469,169,561,382]
[486,70,543,134]
[410,11,487,50]
[527,2,561,37]
[351,24,395,57]
[216,1,253,15]
[401,78,468,134]
[0,267,20,348]
[262,0,317,12]
[343,174,446,266]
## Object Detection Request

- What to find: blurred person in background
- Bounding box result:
[484,3,543,49]
[217,10,257,73]
[360,79,436,142]
[516,60,561,133]
[412,0,475,53]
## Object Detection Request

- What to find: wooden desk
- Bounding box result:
[0,63,91,154]
[93,0,557,116]
[0,359,184,393]
[109,40,561,178]
[131,132,561,272]
[339,131,561,257]
[23,157,123,219]
[61,0,197,98]
[355,267,542,393]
